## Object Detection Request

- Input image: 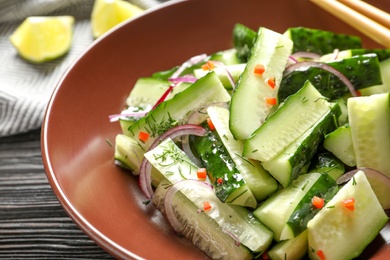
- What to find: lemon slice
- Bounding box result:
[91,0,144,38]
[9,16,75,63]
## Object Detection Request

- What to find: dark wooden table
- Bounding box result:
[0,128,115,259]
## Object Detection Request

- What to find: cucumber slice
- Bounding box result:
[190,123,257,208]
[147,138,273,254]
[323,123,356,167]
[308,152,345,181]
[119,80,189,136]
[209,48,242,65]
[118,77,171,133]
[152,66,177,81]
[347,93,390,178]
[267,230,308,260]
[114,134,144,173]
[229,27,293,140]
[119,119,135,136]
[170,82,192,98]
[125,77,171,108]
[359,57,390,96]
[253,172,337,242]
[153,180,253,260]
[206,106,278,202]
[244,81,331,162]
[262,103,340,188]
[144,138,200,182]
[127,72,230,151]
[336,97,348,126]
[283,27,362,55]
[278,54,382,102]
[307,170,389,260]
[232,23,257,62]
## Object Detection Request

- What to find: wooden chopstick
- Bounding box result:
[310,0,390,48]
[338,0,390,29]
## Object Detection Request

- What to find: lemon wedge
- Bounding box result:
[91,0,144,38]
[9,16,75,63]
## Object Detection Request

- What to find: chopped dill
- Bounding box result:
[105,138,113,147]
[314,97,328,103]
[235,153,255,167]
[154,141,197,173]
[136,141,146,152]
[301,180,309,191]
[142,200,151,205]
[226,189,248,203]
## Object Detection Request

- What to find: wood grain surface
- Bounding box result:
[0,129,114,259]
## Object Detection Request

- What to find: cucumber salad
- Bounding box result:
[110,24,390,259]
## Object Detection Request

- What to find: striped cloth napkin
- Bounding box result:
[0,0,168,137]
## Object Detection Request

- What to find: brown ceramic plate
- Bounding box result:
[41,0,390,259]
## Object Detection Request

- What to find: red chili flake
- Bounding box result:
[317,249,326,260]
[197,168,207,181]
[207,118,215,130]
[261,251,270,260]
[217,178,223,185]
[343,198,355,211]
[265,97,277,106]
[265,77,276,89]
[312,196,325,209]
[253,64,265,75]
[203,201,212,211]
[138,131,149,143]
[201,60,215,71]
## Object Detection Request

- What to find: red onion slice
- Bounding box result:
[171,53,208,79]
[331,49,340,61]
[152,55,209,110]
[151,85,174,110]
[181,135,203,167]
[139,124,207,199]
[288,55,299,65]
[284,61,358,97]
[168,75,198,84]
[152,75,198,111]
[222,228,241,247]
[210,60,236,89]
[163,179,214,233]
[139,159,154,199]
